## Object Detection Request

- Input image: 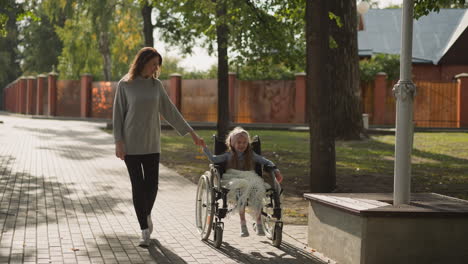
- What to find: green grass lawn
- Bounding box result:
[105,128,468,224]
[158,129,468,200]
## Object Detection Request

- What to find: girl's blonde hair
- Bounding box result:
[127,47,163,81]
[226,127,254,170]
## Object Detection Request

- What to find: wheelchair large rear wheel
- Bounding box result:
[195,174,214,240]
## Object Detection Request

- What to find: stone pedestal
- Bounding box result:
[304,193,468,264]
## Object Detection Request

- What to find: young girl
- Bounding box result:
[201,127,283,237]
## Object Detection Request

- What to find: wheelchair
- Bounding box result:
[195,135,283,248]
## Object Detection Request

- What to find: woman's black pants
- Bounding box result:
[124,153,160,230]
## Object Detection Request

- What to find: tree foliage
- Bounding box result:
[414,0,467,18]
[20,2,63,75]
[151,0,300,138]
[0,1,22,90]
[41,0,143,80]
[359,54,400,82]
[152,0,303,72]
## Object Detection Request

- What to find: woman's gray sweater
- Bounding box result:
[113,76,192,154]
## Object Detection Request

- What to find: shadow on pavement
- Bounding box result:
[0,154,125,261]
[148,239,187,264]
[203,240,326,264]
[13,124,114,160]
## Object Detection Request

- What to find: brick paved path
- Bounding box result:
[0,113,334,264]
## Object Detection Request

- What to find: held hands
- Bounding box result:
[115,141,126,160]
[189,130,204,147]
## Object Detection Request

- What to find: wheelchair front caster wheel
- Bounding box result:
[213,224,223,248]
[272,222,283,248]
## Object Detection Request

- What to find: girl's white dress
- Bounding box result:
[220,169,271,217]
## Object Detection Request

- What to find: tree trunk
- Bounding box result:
[306,0,336,192]
[215,0,230,141]
[330,1,363,140]
[99,31,112,81]
[142,3,154,47]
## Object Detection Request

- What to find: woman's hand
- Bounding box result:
[115,141,126,160]
[189,130,204,146]
[200,138,207,148]
[274,171,283,183]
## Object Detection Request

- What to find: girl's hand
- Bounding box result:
[115,141,126,160]
[275,171,283,183]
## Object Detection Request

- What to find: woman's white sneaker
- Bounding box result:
[139,229,151,247]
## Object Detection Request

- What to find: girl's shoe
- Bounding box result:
[147,215,153,235]
[240,224,249,237]
[139,229,151,247]
[253,223,265,236]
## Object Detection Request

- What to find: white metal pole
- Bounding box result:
[393,0,416,206]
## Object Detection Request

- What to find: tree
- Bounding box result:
[55,13,103,80]
[151,0,296,140]
[151,0,231,139]
[306,0,336,192]
[214,0,229,141]
[329,1,363,140]
[41,0,142,81]
[0,1,23,109]
[88,0,115,81]
[40,0,142,80]
[140,1,154,47]
[20,3,63,75]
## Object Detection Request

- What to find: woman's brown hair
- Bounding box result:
[127,47,163,81]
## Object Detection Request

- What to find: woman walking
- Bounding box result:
[113,47,203,247]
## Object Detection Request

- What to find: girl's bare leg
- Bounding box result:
[239,206,249,236]
[256,212,262,224]
[239,206,246,223]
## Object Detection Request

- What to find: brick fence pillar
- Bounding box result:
[19,77,27,114]
[229,72,237,122]
[80,74,93,118]
[13,82,17,112]
[48,72,58,116]
[456,73,468,128]
[36,74,46,115]
[169,73,182,110]
[295,72,306,123]
[373,72,388,125]
[26,76,36,115]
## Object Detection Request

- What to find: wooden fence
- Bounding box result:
[362,76,461,128]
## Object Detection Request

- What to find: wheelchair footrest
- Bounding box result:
[216,208,228,219]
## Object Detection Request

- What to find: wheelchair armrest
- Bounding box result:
[265,165,282,195]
